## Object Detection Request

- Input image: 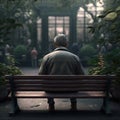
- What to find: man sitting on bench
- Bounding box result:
[39,34,84,111]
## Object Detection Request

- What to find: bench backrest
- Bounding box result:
[6,75,114,92]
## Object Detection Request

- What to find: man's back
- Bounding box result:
[39,47,84,75]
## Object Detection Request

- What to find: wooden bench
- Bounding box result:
[6,75,115,115]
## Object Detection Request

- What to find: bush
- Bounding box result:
[0,61,22,101]
[79,44,97,66]
[80,44,97,57]
[0,62,22,86]
[14,45,27,65]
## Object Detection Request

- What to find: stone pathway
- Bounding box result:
[20,67,39,75]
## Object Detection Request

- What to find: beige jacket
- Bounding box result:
[39,47,84,75]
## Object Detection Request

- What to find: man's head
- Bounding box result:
[54,34,68,47]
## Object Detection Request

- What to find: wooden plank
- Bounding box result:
[14,91,106,98]
[14,79,107,84]
[14,87,106,91]
[14,83,106,88]
[5,75,116,80]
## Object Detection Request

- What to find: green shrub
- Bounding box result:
[0,62,22,86]
[80,44,97,57]
[14,45,27,59]
[0,56,22,101]
[79,44,97,66]
[14,45,27,65]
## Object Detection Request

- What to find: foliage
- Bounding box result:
[0,0,38,48]
[79,44,97,66]
[105,48,120,77]
[89,0,120,84]
[13,45,27,65]
[14,45,27,59]
[89,51,120,84]
[0,56,22,86]
[89,54,108,75]
[80,44,97,57]
[0,0,24,46]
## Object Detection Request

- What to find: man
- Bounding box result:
[31,47,38,68]
[39,34,84,111]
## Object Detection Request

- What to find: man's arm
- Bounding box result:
[38,57,48,75]
[76,57,85,75]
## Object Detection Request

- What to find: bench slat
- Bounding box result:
[11,91,106,98]
[13,79,107,84]
[14,87,106,91]
[5,75,115,80]
[15,83,106,87]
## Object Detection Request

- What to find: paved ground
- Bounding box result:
[0,99,120,120]
[0,67,120,120]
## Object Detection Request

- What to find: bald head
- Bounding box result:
[54,34,68,47]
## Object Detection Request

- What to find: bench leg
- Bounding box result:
[47,98,55,111]
[70,98,77,111]
[101,97,111,114]
[9,97,20,116]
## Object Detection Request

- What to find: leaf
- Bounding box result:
[116,6,120,11]
[104,12,117,21]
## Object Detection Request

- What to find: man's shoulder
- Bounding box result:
[66,51,79,58]
[43,51,55,58]
[43,50,79,59]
